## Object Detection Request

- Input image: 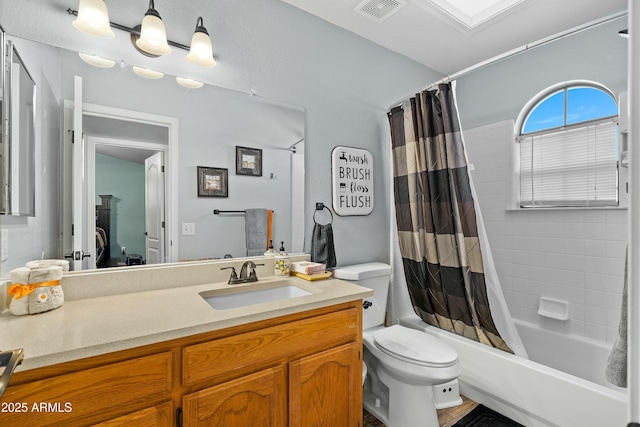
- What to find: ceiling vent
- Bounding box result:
[354,0,408,22]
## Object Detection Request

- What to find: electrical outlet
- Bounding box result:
[182,223,196,235]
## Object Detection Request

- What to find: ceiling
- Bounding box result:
[0,0,627,82]
[281,0,627,75]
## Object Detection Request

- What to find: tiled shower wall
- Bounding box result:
[463,120,627,344]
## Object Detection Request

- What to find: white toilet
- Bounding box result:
[333,263,462,427]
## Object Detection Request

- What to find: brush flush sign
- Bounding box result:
[331,146,373,216]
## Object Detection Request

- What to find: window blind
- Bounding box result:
[519,119,618,208]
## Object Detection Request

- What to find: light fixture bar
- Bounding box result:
[66,8,190,51]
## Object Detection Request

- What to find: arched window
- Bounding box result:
[516,81,619,208]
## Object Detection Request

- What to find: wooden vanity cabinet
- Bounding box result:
[1,301,363,427]
[289,342,361,427]
[182,365,287,426]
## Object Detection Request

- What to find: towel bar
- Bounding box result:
[213,209,275,214]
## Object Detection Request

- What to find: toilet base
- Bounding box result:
[432,379,463,409]
[363,359,441,427]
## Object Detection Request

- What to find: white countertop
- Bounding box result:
[0,275,372,371]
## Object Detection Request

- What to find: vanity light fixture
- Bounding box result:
[176,76,204,89]
[68,2,217,67]
[72,0,114,38]
[78,52,116,68]
[132,66,164,79]
[136,0,171,56]
[186,17,217,68]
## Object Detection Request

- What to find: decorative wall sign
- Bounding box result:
[331,146,373,216]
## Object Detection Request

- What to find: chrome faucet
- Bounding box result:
[221,261,264,284]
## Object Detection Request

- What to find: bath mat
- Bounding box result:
[453,404,524,427]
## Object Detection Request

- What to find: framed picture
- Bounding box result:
[197,166,228,197]
[236,146,262,177]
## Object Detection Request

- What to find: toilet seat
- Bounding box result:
[373,325,458,368]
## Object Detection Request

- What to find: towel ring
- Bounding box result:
[313,203,333,225]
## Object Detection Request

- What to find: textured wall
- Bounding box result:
[0,0,440,273]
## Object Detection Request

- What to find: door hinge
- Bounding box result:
[161,165,165,173]
[70,130,74,143]
[71,224,74,236]
[161,221,165,228]
[176,407,182,427]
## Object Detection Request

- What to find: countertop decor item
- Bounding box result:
[8,262,67,316]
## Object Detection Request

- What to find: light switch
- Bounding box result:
[182,223,196,235]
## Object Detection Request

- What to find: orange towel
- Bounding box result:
[267,210,273,248]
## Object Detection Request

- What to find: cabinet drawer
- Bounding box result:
[91,402,173,427]
[0,352,173,427]
[183,307,359,386]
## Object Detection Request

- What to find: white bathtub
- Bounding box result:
[513,319,626,393]
[400,316,628,427]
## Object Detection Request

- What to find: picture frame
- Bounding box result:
[235,146,262,177]
[197,166,228,197]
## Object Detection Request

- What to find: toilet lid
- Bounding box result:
[373,325,458,367]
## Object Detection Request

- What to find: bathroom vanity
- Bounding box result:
[0,257,372,426]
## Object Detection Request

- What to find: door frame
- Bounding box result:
[87,136,168,268]
[63,101,178,266]
[83,103,178,264]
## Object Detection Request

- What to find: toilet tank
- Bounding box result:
[333,263,392,330]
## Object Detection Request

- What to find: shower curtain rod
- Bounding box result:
[388,10,627,110]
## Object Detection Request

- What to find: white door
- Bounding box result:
[62,76,91,271]
[145,152,164,264]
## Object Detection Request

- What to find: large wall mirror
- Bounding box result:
[0,33,305,273]
[1,40,36,217]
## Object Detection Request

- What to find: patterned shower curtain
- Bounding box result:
[388,83,512,352]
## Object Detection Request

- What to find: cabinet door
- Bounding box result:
[289,343,361,427]
[0,352,173,427]
[91,402,173,427]
[182,365,286,427]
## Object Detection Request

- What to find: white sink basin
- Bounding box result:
[200,283,312,310]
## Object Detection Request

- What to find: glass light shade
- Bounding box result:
[132,66,164,79]
[72,0,114,38]
[186,31,216,68]
[78,52,116,68]
[176,77,203,89]
[136,13,171,56]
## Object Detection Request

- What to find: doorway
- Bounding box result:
[87,137,166,268]
[62,100,179,270]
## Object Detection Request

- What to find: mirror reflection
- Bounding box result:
[1,41,36,217]
[1,34,305,273]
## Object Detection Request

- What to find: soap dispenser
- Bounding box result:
[264,240,276,256]
[274,241,290,276]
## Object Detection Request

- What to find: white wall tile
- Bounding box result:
[465,121,626,345]
[391,120,626,347]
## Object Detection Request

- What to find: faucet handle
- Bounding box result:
[248,263,264,279]
[221,266,238,283]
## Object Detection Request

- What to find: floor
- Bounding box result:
[363,395,479,427]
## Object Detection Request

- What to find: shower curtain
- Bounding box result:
[388,82,526,356]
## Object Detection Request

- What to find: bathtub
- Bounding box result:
[400,316,628,427]
[513,319,626,393]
